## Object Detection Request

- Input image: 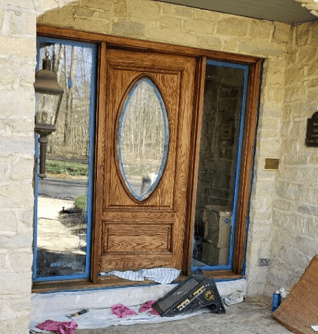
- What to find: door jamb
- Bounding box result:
[33,25,262,290]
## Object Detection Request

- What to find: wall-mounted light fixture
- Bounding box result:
[34,51,64,178]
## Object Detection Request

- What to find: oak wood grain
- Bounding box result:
[95,48,196,273]
[103,223,172,253]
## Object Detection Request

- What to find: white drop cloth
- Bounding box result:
[30,279,247,332]
[99,268,181,284]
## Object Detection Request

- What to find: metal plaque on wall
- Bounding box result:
[306,111,318,147]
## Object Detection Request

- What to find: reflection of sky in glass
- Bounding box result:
[38,42,94,158]
[35,40,96,280]
[118,78,169,201]
[39,43,93,101]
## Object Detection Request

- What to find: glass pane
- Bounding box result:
[35,40,95,278]
[192,62,246,267]
[35,93,59,125]
[118,78,169,201]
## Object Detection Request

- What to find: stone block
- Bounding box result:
[292,214,313,235]
[0,232,33,249]
[308,218,318,238]
[75,17,111,34]
[174,6,193,18]
[73,6,95,18]
[216,16,249,37]
[273,22,290,44]
[0,136,34,155]
[259,117,281,132]
[264,86,284,104]
[0,211,17,234]
[284,86,306,102]
[6,0,35,10]
[283,155,308,165]
[127,0,160,21]
[40,4,75,28]
[309,156,318,164]
[249,19,273,39]
[296,22,311,47]
[285,66,305,86]
[10,158,34,181]
[273,199,294,212]
[9,11,35,36]
[146,26,197,47]
[183,19,214,35]
[306,89,318,105]
[276,181,300,200]
[283,105,292,120]
[112,19,145,37]
[263,71,284,87]
[238,38,285,57]
[297,45,317,67]
[306,77,318,88]
[1,296,31,315]
[222,38,238,52]
[0,315,32,334]
[162,3,175,15]
[0,272,31,295]
[0,35,36,59]
[159,15,181,29]
[0,10,5,35]
[7,119,34,134]
[297,203,318,216]
[0,156,10,179]
[197,36,221,50]
[194,9,218,21]
[0,59,35,86]
[81,0,112,11]
[289,120,304,138]
[252,180,276,197]
[0,252,7,269]
[0,183,33,208]
[7,251,33,272]
[257,139,281,157]
[113,0,127,17]
[265,58,285,75]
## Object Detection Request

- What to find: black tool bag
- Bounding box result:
[153,269,225,317]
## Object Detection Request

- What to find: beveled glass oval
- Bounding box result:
[118,77,169,201]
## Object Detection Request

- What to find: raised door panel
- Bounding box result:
[95,48,196,273]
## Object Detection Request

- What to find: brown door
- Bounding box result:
[92,45,196,278]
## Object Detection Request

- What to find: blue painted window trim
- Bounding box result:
[117,77,169,201]
[192,59,249,272]
[33,36,97,282]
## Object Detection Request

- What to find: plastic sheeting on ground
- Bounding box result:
[30,279,247,332]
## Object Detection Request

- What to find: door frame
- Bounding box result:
[33,24,262,291]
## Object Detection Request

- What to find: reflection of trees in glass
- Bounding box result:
[120,80,166,179]
[39,43,93,161]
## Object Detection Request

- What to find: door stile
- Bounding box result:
[91,41,107,283]
[232,59,262,274]
[184,56,207,275]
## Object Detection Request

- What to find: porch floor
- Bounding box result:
[74,296,292,334]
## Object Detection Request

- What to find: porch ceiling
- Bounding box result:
[157,0,317,24]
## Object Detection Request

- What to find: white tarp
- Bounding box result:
[30,279,247,332]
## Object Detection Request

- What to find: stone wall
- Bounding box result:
[38,0,291,297]
[0,1,76,333]
[265,21,318,295]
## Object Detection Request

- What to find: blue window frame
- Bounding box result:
[191,59,249,273]
[33,37,97,282]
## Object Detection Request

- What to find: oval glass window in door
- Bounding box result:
[117,77,169,201]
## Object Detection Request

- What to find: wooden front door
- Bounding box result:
[92,45,197,279]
